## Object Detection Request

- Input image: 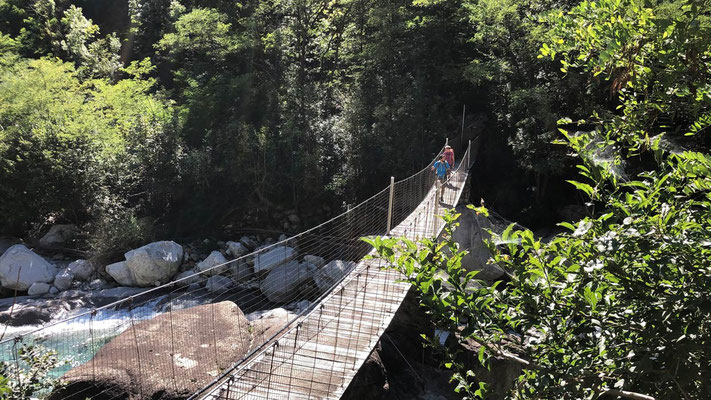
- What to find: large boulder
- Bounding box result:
[51,301,252,400]
[0,245,57,291]
[313,260,356,293]
[123,241,183,287]
[106,261,136,287]
[66,259,94,281]
[260,261,316,303]
[196,251,228,276]
[254,246,297,274]
[38,224,79,249]
[451,206,505,281]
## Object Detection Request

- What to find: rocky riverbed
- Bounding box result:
[0,205,509,399]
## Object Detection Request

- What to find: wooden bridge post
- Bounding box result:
[386,176,395,235]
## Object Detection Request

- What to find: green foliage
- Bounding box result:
[0,343,66,399]
[59,5,121,79]
[87,202,154,263]
[545,0,711,156]
[0,52,176,240]
[156,6,241,66]
[370,0,711,399]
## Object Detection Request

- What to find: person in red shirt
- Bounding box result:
[443,145,455,179]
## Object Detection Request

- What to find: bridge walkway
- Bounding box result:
[201,146,472,400]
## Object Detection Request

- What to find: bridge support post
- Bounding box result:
[386,176,395,235]
[433,193,440,234]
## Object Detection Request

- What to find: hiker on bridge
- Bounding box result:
[443,145,455,181]
[432,154,450,201]
[444,145,455,170]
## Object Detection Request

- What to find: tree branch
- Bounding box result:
[603,389,656,400]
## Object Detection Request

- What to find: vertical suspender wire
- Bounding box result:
[12,337,20,387]
[307,305,324,398]
[128,299,145,399]
[266,341,278,396]
[168,285,178,392]
[286,324,300,394]
[211,301,219,375]
[90,310,96,381]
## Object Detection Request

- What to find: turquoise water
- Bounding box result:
[0,296,176,379]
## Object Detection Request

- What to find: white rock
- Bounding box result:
[124,241,183,287]
[0,245,57,291]
[226,241,248,258]
[38,224,78,249]
[313,260,356,293]
[205,275,232,292]
[174,270,201,288]
[196,251,228,276]
[28,282,51,296]
[227,261,252,283]
[54,269,74,291]
[240,236,258,250]
[67,259,94,281]
[106,261,136,287]
[260,261,316,303]
[303,255,325,268]
[254,246,297,274]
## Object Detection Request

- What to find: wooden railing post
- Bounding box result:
[386,176,395,235]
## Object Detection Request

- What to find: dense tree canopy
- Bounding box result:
[0,0,707,254]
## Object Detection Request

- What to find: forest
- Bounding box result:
[0,0,620,259]
[1,0,711,398]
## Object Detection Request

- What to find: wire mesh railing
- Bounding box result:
[197,139,476,400]
[0,139,476,400]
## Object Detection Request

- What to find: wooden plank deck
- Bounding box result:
[201,167,470,400]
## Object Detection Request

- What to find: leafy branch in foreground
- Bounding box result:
[368,0,711,398]
[0,343,67,399]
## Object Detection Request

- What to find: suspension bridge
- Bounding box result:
[1,139,477,400]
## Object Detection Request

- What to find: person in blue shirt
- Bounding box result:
[431,154,450,201]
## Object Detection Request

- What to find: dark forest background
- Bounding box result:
[0,0,636,258]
